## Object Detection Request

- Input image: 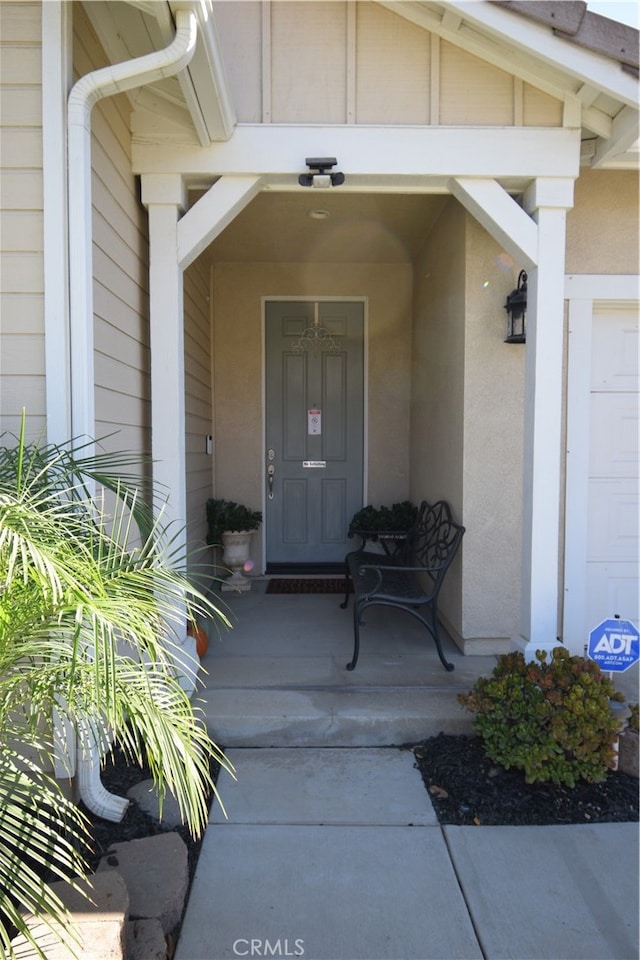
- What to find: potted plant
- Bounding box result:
[348,500,417,536]
[206,498,262,592]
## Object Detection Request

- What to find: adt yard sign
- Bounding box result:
[588,618,640,672]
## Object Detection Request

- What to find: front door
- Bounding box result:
[265,300,364,567]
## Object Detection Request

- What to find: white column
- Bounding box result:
[141,175,188,547]
[515,178,574,660]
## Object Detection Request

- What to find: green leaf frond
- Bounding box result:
[0,419,233,955]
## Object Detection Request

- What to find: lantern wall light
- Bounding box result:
[504,270,527,344]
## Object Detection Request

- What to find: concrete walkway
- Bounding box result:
[176,746,638,960]
[176,584,639,960]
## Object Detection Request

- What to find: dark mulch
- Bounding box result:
[409,732,639,826]
[79,746,220,950]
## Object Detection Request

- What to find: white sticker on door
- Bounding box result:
[308,409,321,435]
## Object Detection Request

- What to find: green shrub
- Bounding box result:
[348,500,417,533]
[628,703,639,732]
[458,647,624,787]
[206,498,262,544]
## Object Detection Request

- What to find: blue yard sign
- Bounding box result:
[588,618,640,672]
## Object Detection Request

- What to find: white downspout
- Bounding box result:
[67,8,197,822]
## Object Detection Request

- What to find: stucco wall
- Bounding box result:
[566,169,639,275]
[461,217,524,647]
[211,261,412,570]
[411,202,525,651]
[411,199,466,639]
[0,2,45,439]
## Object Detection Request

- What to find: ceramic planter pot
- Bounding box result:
[221,530,255,592]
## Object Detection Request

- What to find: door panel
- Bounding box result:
[265,301,364,566]
[586,307,639,627]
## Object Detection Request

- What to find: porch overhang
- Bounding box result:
[132,124,581,188]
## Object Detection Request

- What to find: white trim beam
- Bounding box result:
[592,105,640,168]
[132,124,581,180]
[449,177,538,269]
[564,275,639,300]
[177,176,263,269]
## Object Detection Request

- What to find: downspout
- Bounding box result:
[67,8,198,822]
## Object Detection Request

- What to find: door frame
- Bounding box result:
[562,274,639,654]
[261,295,369,573]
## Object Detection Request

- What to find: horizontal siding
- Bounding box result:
[1,210,44,251]
[0,86,42,125]
[184,255,213,567]
[0,3,44,438]
[0,293,44,334]
[73,3,150,464]
[0,170,42,209]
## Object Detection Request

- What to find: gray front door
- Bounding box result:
[265,300,364,566]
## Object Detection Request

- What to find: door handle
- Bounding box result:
[267,464,275,499]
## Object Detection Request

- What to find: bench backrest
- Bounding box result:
[406,500,465,588]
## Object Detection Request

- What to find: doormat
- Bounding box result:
[266,578,351,595]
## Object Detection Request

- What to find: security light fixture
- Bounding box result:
[298,157,345,188]
[504,270,527,343]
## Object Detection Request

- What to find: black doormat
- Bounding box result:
[266,578,351,595]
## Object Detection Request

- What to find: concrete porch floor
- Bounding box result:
[197,578,639,748]
[197,579,501,748]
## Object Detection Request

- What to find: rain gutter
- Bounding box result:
[66,6,197,822]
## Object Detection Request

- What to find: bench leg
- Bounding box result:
[339,568,351,609]
[346,601,361,670]
[426,605,454,672]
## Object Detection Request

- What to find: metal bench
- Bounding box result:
[340,500,465,672]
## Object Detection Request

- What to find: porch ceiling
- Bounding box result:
[196,191,450,264]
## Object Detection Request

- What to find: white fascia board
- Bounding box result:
[564,274,640,300]
[437,1,639,108]
[132,124,581,180]
[170,0,236,146]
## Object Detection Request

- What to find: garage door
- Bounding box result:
[585,306,639,636]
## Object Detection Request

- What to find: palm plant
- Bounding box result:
[0,419,232,958]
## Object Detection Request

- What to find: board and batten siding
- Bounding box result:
[74,4,150,462]
[184,253,214,573]
[0,2,45,440]
[213,0,563,127]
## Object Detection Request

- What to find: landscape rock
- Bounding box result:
[128,779,183,827]
[125,917,168,960]
[10,871,128,959]
[618,728,639,778]
[97,832,189,934]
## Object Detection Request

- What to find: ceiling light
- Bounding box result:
[309,209,330,219]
